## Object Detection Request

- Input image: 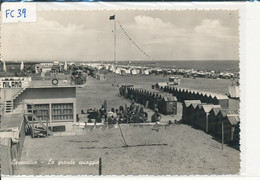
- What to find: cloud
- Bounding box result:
[194,19,231,38]
[121,16,238,60]
[127,15,186,45]
[2,13,238,61]
[2,17,107,61]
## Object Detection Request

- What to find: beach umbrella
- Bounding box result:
[20,61,24,71]
[64,61,68,71]
[3,61,6,72]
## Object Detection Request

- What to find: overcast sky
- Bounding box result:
[2,10,239,62]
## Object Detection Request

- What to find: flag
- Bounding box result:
[109,15,115,20]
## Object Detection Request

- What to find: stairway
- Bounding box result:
[12,87,28,111]
[13,87,26,100]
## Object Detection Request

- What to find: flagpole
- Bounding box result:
[114,16,116,85]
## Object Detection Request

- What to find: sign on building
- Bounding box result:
[0,77,30,88]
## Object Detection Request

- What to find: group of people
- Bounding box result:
[127,101,148,123]
[81,100,156,124]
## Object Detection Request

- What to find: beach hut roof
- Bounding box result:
[184,100,201,107]
[228,86,240,98]
[163,96,177,102]
[196,103,207,110]
[209,107,222,116]
[190,102,204,109]
[202,104,221,113]
[186,89,192,93]
[190,89,195,94]
[195,90,203,95]
[219,109,239,118]
[214,94,229,100]
[224,115,240,125]
[156,82,168,87]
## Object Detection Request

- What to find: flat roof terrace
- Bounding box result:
[28,79,77,88]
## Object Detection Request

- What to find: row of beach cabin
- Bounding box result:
[156,85,229,108]
[119,84,177,115]
[182,100,240,145]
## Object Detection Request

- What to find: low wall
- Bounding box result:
[0,118,25,175]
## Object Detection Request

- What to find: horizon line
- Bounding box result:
[0,59,239,63]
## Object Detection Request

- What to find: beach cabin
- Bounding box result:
[154,82,168,90]
[222,115,240,143]
[96,73,106,81]
[188,90,196,100]
[208,107,222,134]
[119,84,134,97]
[153,93,162,109]
[188,102,203,126]
[194,103,207,127]
[202,92,209,102]
[147,92,153,109]
[176,88,183,102]
[127,87,133,100]
[137,89,145,105]
[125,69,131,74]
[168,87,176,96]
[212,94,229,108]
[215,109,239,138]
[158,95,177,115]
[168,76,181,86]
[115,68,121,75]
[164,86,170,93]
[143,90,150,107]
[182,100,201,124]
[196,104,221,132]
[179,89,186,102]
[131,69,138,75]
[228,86,240,99]
[144,69,150,75]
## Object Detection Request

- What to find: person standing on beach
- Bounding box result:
[130,101,136,113]
[151,109,161,123]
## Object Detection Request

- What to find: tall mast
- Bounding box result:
[114,16,116,85]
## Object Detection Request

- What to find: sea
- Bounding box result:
[0,60,239,73]
[116,60,240,73]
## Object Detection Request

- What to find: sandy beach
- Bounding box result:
[13,74,240,175]
[16,124,239,175]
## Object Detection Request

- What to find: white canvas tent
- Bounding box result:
[228,86,240,98]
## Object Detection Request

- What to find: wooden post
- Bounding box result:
[118,123,127,146]
[99,157,102,176]
[49,103,52,128]
[222,121,224,150]
[46,116,48,137]
[125,103,128,124]
[206,113,209,133]
[31,117,34,139]
[32,104,35,138]
[231,126,235,141]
